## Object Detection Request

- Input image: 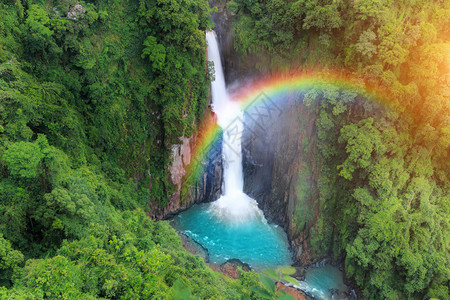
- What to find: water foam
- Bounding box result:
[206,31,265,223]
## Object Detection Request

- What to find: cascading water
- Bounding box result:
[171,31,292,269]
[172,31,352,299]
[206,31,262,223]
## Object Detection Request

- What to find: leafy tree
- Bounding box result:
[338,118,385,180]
[3,142,44,179]
[355,30,377,59]
[21,255,83,298]
[0,235,23,287]
[24,4,59,58]
[141,36,166,72]
[298,0,343,31]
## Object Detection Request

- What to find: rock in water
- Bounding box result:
[219,259,252,279]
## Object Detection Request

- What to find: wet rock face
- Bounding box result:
[330,289,356,300]
[210,0,261,85]
[178,233,210,263]
[218,259,252,279]
[181,129,223,206]
[242,94,286,225]
[242,93,320,264]
[148,111,223,219]
[278,283,310,300]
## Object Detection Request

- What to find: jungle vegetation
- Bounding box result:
[0,0,448,298]
[230,0,449,298]
[0,0,268,298]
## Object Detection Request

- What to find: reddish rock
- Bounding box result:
[148,109,223,219]
[206,263,221,273]
[220,262,239,279]
[219,259,252,279]
[206,259,252,279]
[278,283,308,300]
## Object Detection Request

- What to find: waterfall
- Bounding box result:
[206,31,263,223]
[171,32,293,270]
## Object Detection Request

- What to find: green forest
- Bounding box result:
[231,0,449,298]
[0,0,448,299]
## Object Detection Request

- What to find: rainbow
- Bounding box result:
[233,70,392,111]
[182,69,395,186]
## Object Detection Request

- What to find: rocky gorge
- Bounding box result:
[149,1,325,267]
[144,3,360,298]
[242,93,321,265]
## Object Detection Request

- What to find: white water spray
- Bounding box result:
[206,31,264,223]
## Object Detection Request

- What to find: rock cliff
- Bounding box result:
[148,110,223,219]
[211,0,324,265]
[242,93,321,265]
[210,0,260,85]
[150,1,324,267]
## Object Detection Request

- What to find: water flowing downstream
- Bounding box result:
[172,32,292,269]
[172,31,353,299]
[206,31,263,223]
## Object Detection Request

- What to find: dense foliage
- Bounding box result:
[1,0,214,212]
[1,206,271,298]
[0,0,211,241]
[1,0,448,298]
[230,0,449,298]
[0,0,275,298]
